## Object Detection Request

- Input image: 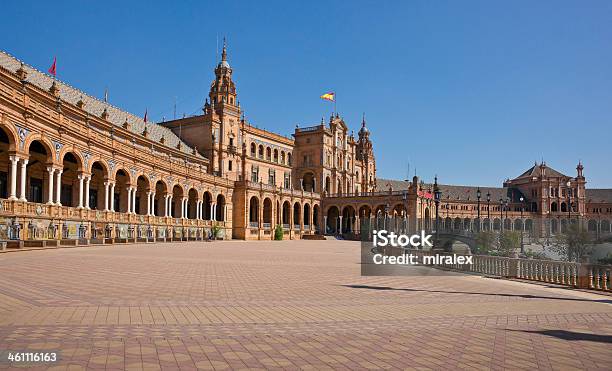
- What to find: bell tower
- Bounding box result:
[203,39,242,178]
[356,114,376,192]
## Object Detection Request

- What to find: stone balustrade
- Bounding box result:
[403,249,611,292]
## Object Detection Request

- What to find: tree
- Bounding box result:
[497,230,521,257]
[211,223,221,240]
[550,223,592,262]
[274,224,284,240]
[474,231,496,255]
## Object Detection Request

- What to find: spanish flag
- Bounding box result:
[320,92,335,102]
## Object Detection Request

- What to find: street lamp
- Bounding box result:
[486,191,491,230]
[499,198,504,231]
[434,176,442,249]
[566,180,572,221]
[476,188,481,232]
[519,196,525,254]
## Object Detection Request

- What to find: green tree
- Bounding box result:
[550,223,592,262]
[474,231,496,255]
[497,230,521,257]
[211,223,221,240]
[274,224,284,240]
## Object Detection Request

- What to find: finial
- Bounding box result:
[362,112,366,126]
[222,37,227,61]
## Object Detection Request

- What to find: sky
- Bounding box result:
[2,0,611,187]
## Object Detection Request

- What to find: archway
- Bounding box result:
[171,185,183,218]
[303,172,315,192]
[135,175,150,215]
[26,140,53,203]
[154,180,167,216]
[551,202,558,212]
[342,205,356,233]
[326,206,339,234]
[203,191,212,220]
[303,203,311,227]
[60,152,83,207]
[89,161,108,210]
[249,196,259,226]
[263,198,272,227]
[187,188,198,219]
[114,169,130,213]
[0,127,13,199]
[325,176,331,194]
[282,201,291,227]
[216,194,225,221]
[293,202,301,229]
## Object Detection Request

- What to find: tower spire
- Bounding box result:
[222,37,227,62]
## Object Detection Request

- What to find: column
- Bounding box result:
[77,174,84,208]
[55,170,63,205]
[210,203,215,221]
[9,156,18,200]
[181,197,186,218]
[150,192,156,216]
[132,187,137,214]
[19,158,28,201]
[103,182,109,211]
[46,167,55,204]
[196,200,201,220]
[146,191,152,216]
[126,187,132,213]
[323,215,327,234]
[168,195,173,217]
[339,216,343,234]
[84,176,91,209]
[110,183,116,211]
[212,203,217,221]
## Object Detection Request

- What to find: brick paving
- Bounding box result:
[0,241,610,370]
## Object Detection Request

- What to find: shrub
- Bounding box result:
[274,224,284,240]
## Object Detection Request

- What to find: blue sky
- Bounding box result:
[2,1,611,187]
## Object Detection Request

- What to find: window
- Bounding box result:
[251,166,259,183]
[284,172,291,188]
[229,137,234,147]
[268,169,275,185]
[228,160,233,171]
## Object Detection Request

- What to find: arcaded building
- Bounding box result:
[0,45,610,247]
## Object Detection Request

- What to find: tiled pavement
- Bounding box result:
[0,241,610,370]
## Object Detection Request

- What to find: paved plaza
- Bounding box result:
[0,241,611,370]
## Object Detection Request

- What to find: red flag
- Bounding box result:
[48,57,57,77]
[143,109,148,123]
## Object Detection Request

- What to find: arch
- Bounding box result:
[444,216,452,231]
[113,169,131,213]
[203,191,213,220]
[293,202,301,228]
[216,194,226,221]
[504,218,512,230]
[154,180,168,216]
[134,175,151,215]
[302,172,315,192]
[341,205,356,233]
[0,127,13,199]
[0,123,18,150]
[326,205,340,234]
[587,219,597,232]
[514,219,524,231]
[493,218,501,231]
[273,149,279,162]
[187,188,198,219]
[454,217,462,230]
[525,219,533,232]
[25,139,54,203]
[266,147,271,161]
[482,218,491,231]
[551,202,558,212]
[325,176,331,194]
[263,197,273,226]
[250,142,256,157]
[601,219,611,233]
[24,135,54,164]
[358,204,372,218]
[392,203,407,217]
[463,217,471,231]
[287,152,292,166]
[171,184,184,218]
[280,151,285,164]
[303,203,311,227]
[282,200,291,226]
[258,145,264,159]
[313,204,320,229]
[249,196,259,226]
[560,202,567,213]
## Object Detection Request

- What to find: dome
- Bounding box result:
[359,125,369,135]
[219,60,230,68]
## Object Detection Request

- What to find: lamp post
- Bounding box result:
[566,180,572,222]
[520,196,525,254]
[434,176,442,249]
[499,198,504,231]
[476,188,481,232]
[486,191,491,230]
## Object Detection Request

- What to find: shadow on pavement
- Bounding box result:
[508,329,612,344]
[342,284,612,304]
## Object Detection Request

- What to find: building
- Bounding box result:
[0,45,610,248]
